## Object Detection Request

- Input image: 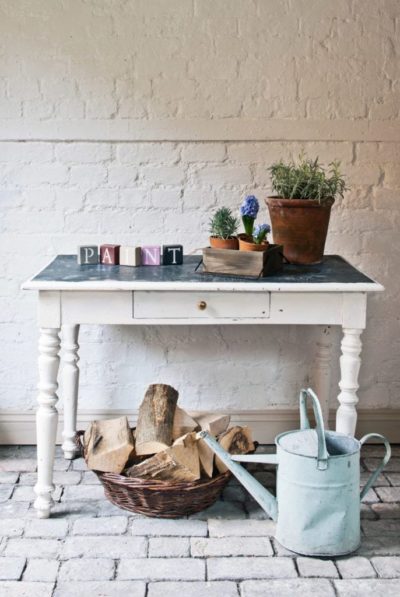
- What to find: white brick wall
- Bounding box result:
[0,1,399,417]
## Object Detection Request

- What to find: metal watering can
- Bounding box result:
[199,388,391,556]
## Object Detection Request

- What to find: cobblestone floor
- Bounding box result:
[1,444,400,596]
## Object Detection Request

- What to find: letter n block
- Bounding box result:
[100,244,120,265]
[120,246,141,267]
[77,245,99,265]
[141,246,161,266]
[163,244,183,265]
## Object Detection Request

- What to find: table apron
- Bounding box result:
[37,290,368,328]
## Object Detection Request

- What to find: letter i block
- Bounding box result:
[100,244,120,265]
[120,246,142,267]
[163,244,183,265]
[77,245,99,265]
[141,246,161,266]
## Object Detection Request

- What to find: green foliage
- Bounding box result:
[209,207,239,239]
[269,154,348,204]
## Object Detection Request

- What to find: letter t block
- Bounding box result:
[163,245,183,265]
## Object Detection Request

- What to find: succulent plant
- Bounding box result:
[209,207,239,240]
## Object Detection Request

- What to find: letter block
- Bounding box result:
[100,244,120,265]
[77,245,99,265]
[141,246,161,266]
[120,246,142,267]
[163,245,183,265]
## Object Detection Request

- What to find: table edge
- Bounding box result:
[21,280,385,292]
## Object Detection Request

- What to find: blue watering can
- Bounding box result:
[199,388,391,556]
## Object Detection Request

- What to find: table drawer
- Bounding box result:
[133,291,270,320]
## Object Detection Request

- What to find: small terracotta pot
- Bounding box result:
[239,237,269,252]
[209,236,239,250]
[266,197,333,265]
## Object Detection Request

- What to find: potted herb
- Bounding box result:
[239,223,271,252]
[209,207,239,250]
[266,155,347,264]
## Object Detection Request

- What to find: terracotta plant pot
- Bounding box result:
[209,236,239,250]
[239,237,269,252]
[266,197,333,265]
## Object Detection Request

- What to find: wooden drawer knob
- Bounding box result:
[198,300,207,311]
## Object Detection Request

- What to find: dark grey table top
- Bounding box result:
[22,255,382,292]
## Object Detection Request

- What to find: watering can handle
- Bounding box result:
[360,433,391,501]
[299,388,329,471]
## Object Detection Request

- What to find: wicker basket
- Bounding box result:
[77,431,231,518]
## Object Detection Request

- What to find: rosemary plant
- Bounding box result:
[269,155,347,205]
[209,207,239,239]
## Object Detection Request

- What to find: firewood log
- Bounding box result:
[197,438,214,478]
[215,426,255,473]
[195,413,230,436]
[125,432,200,482]
[194,413,230,477]
[84,416,134,473]
[135,384,179,455]
[172,406,199,440]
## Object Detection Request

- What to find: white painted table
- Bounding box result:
[23,255,383,518]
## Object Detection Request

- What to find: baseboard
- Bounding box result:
[1,409,399,445]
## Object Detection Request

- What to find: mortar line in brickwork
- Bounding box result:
[1,138,398,144]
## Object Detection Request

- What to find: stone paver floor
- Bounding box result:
[1,444,400,596]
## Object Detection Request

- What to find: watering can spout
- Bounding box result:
[197,431,278,521]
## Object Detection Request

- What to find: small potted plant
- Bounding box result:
[239,195,260,239]
[209,207,239,250]
[238,195,271,252]
[266,155,347,264]
[239,223,271,252]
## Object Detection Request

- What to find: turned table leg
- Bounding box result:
[336,328,363,436]
[61,325,80,460]
[314,326,332,429]
[34,328,61,519]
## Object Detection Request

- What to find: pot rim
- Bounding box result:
[266,196,334,209]
[209,235,238,240]
[275,429,361,459]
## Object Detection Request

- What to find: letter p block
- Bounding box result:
[77,245,99,265]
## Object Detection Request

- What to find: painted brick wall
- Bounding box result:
[1,0,399,414]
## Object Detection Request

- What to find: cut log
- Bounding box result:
[135,384,179,455]
[172,406,199,440]
[126,432,200,482]
[84,416,135,473]
[125,450,179,480]
[197,438,214,478]
[171,432,200,480]
[195,413,230,437]
[215,426,255,473]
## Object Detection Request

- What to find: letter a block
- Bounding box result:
[141,246,161,266]
[77,245,99,265]
[120,246,142,267]
[163,245,183,265]
[100,244,120,265]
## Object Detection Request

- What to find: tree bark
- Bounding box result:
[135,384,179,455]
